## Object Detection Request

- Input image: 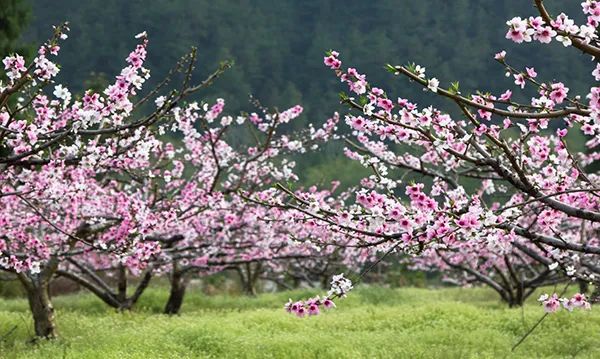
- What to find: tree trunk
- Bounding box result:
[592,282,600,303]
[507,296,524,308]
[240,263,261,296]
[243,278,257,296]
[578,279,590,295]
[117,264,128,303]
[164,270,188,315]
[292,276,301,289]
[24,278,57,338]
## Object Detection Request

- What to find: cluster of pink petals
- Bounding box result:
[285,296,336,317]
[539,293,591,313]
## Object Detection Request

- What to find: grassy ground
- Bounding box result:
[0,285,598,358]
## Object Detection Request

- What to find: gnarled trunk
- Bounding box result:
[27,280,56,338]
[18,273,57,339]
[164,270,188,315]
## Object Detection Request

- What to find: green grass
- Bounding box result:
[0,286,598,358]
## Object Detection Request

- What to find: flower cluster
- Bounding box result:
[284,296,336,317]
[328,273,354,298]
[323,50,341,69]
[506,11,597,47]
[538,293,592,313]
[307,3,600,315]
[284,274,353,318]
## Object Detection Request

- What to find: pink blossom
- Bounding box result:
[514,74,526,89]
[526,67,538,78]
[549,83,569,104]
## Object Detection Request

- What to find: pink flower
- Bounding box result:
[543,295,561,313]
[534,26,556,43]
[571,293,587,308]
[499,90,512,101]
[295,306,306,318]
[514,74,526,89]
[377,98,394,112]
[529,16,544,29]
[549,83,569,104]
[308,303,320,316]
[582,123,595,135]
[474,124,488,136]
[506,17,534,43]
[350,116,367,132]
[323,298,336,309]
[324,54,341,69]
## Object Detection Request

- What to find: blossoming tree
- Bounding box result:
[55,100,345,315]
[266,0,599,316]
[0,25,233,337]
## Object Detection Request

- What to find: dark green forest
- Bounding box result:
[7,1,595,184]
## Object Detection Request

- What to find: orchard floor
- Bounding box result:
[0,286,598,358]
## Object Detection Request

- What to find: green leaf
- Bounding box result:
[449,81,460,95]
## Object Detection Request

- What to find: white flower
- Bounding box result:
[135,31,148,39]
[308,200,320,213]
[549,262,559,271]
[29,261,41,274]
[427,78,439,93]
[236,116,245,125]
[328,273,354,298]
[53,84,71,103]
[155,96,166,108]
[579,25,597,43]
[220,116,233,126]
[556,35,572,47]
[363,103,374,116]
[287,140,302,151]
[592,63,600,81]
[131,75,145,89]
[414,65,426,78]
